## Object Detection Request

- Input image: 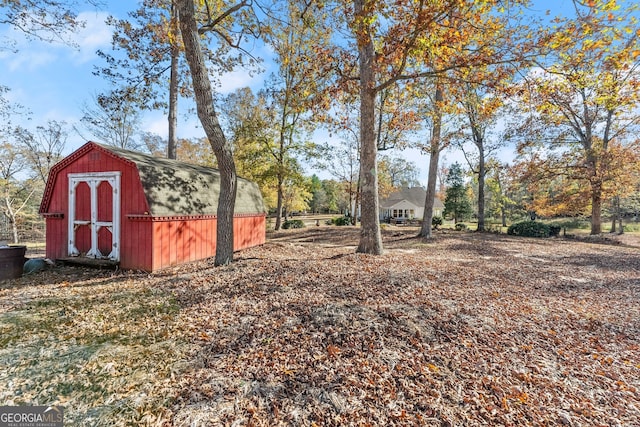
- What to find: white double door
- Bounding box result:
[68,172,121,261]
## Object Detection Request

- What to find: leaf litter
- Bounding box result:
[1,227,639,426]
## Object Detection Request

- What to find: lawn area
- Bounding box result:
[1,227,639,426]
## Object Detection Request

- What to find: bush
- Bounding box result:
[432,216,443,229]
[282,219,305,229]
[455,223,467,231]
[548,225,561,237]
[507,220,550,238]
[332,216,351,226]
[326,216,350,226]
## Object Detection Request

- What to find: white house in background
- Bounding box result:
[379,187,444,222]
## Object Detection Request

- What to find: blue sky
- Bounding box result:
[0,4,271,154]
[0,0,577,183]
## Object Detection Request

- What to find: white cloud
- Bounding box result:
[0,24,57,71]
[218,69,265,95]
[142,115,170,138]
[7,50,57,72]
[142,113,204,140]
[68,11,113,64]
[0,10,111,70]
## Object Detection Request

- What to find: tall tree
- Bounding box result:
[309,175,326,214]
[419,81,446,239]
[443,162,472,224]
[315,136,360,222]
[222,86,312,217]
[281,174,312,219]
[14,120,68,185]
[484,160,513,228]
[0,142,35,243]
[177,0,259,265]
[78,90,142,150]
[455,79,504,232]
[512,0,640,234]
[175,136,216,166]
[378,154,421,194]
[415,0,536,239]
[260,1,331,230]
[311,0,534,254]
[1,0,87,48]
[96,0,187,159]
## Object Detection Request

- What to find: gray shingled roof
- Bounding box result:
[380,187,443,209]
[102,144,265,216]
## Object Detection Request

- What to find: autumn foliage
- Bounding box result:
[2,228,639,425]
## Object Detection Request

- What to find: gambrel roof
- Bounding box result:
[41,141,265,217]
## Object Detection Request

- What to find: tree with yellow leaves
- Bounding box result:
[308,0,535,253]
[512,0,640,234]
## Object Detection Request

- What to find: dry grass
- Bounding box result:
[1,226,639,426]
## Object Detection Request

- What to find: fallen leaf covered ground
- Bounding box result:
[1,227,639,426]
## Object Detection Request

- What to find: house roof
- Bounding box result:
[380,187,443,209]
[41,141,266,216]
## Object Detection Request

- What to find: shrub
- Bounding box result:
[332,216,351,226]
[326,216,350,226]
[455,223,467,231]
[548,225,561,237]
[507,220,550,238]
[432,216,443,229]
[282,219,305,229]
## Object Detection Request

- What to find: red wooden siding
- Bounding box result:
[97,181,113,222]
[96,180,114,257]
[42,144,151,265]
[150,217,216,270]
[74,182,91,255]
[234,215,267,250]
[144,214,265,270]
[42,142,266,272]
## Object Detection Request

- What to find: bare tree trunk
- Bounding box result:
[618,214,624,234]
[610,197,617,233]
[420,150,440,238]
[477,145,485,232]
[177,0,237,265]
[3,198,19,244]
[355,0,382,254]
[420,84,443,239]
[347,180,353,218]
[275,177,283,230]
[352,176,360,225]
[167,1,179,159]
[11,220,19,244]
[7,211,19,244]
[615,196,624,234]
[590,182,602,235]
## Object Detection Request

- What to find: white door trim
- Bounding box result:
[68,172,121,261]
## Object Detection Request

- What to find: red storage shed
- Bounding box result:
[40,141,266,271]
